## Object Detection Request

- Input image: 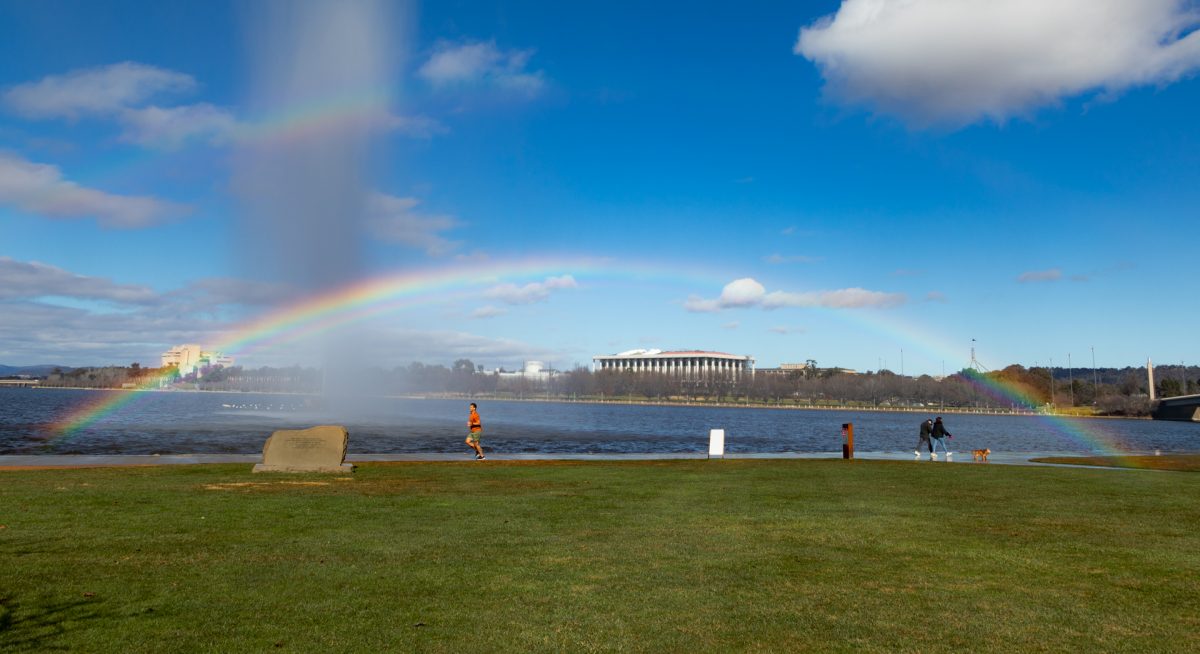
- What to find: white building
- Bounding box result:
[161,344,235,377]
[490,361,556,381]
[592,349,754,380]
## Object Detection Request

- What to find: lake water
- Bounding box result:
[2,387,1197,456]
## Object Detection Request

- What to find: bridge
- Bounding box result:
[0,379,40,387]
[1152,394,1200,422]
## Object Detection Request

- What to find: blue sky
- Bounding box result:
[2,0,1198,375]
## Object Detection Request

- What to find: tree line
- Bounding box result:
[33,359,1199,417]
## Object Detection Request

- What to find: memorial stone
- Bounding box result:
[252,425,355,473]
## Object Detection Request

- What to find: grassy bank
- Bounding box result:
[2,460,1198,652]
[1031,454,1200,472]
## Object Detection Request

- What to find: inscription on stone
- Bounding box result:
[252,425,355,473]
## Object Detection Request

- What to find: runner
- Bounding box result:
[465,403,485,460]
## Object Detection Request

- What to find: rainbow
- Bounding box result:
[50,258,1138,459]
[50,256,720,436]
[233,88,395,146]
[822,308,1134,459]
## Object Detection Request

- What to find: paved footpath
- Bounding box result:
[0,450,1128,469]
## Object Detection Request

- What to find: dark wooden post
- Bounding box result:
[842,422,854,459]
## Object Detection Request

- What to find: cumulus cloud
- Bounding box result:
[367,192,461,255]
[3,62,195,119]
[0,257,157,304]
[4,62,440,150]
[2,62,239,148]
[485,275,578,305]
[1017,268,1063,283]
[0,152,189,228]
[0,300,220,365]
[118,104,239,148]
[795,0,1200,126]
[470,305,508,319]
[418,40,545,95]
[764,288,906,309]
[0,256,560,368]
[685,277,905,312]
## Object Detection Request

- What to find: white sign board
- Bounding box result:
[708,429,725,458]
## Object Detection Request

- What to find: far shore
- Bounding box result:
[21,384,1146,420]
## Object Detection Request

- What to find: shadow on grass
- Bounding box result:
[0,594,107,652]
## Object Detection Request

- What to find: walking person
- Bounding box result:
[930,416,953,459]
[916,418,933,458]
[466,402,485,460]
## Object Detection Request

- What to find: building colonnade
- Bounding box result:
[593,352,754,380]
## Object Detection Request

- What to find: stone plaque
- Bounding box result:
[252,425,355,473]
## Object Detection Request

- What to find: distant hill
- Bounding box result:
[0,364,74,378]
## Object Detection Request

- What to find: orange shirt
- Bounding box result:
[468,408,482,432]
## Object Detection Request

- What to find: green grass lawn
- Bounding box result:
[1030,454,1200,472]
[2,460,1198,653]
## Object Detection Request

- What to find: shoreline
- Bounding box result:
[0,450,1179,469]
[18,385,1147,420]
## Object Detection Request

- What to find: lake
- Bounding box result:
[2,387,1197,456]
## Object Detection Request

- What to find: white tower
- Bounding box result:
[1148,358,1156,401]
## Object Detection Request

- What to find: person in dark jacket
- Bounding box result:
[916,418,933,458]
[930,416,953,459]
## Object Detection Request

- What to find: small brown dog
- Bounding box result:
[972,448,991,462]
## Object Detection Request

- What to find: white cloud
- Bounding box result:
[4,63,440,152]
[0,257,157,304]
[763,288,906,309]
[924,291,948,303]
[367,192,461,255]
[470,305,507,319]
[118,104,238,148]
[1017,268,1063,283]
[3,62,196,119]
[719,278,766,307]
[685,277,905,312]
[722,321,740,330]
[485,275,578,305]
[795,0,1200,127]
[0,300,217,365]
[418,40,545,95]
[682,297,721,313]
[0,152,189,228]
[0,257,563,368]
